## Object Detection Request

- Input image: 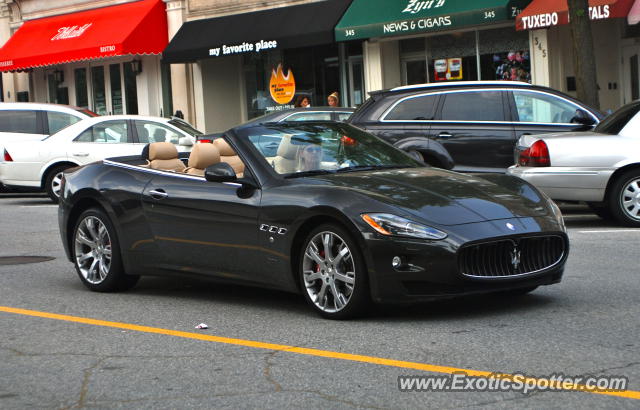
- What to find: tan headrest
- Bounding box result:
[149,142,178,161]
[188,143,220,169]
[213,138,236,156]
[276,136,299,159]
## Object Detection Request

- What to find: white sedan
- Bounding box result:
[508,102,640,227]
[0,115,200,202]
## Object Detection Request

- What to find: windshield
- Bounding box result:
[168,119,203,137]
[594,102,640,135]
[236,123,421,177]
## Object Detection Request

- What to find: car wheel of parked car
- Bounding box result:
[72,208,139,292]
[45,165,71,203]
[609,169,640,227]
[300,224,368,319]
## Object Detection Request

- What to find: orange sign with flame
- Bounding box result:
[269,64,295,104]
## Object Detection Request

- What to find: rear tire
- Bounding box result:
[608,170,640,227]
[72,208,139,292]
[45,165,71,203]
[299,224,369,319]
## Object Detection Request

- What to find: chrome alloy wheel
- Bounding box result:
[302,231,356,313]
[74,216,112,284]
[51,171,64,198]
[621,177,640,221]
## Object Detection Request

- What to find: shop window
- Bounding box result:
[74,68,88,108]
[385,95,437,121]
[0,110,38,134]
[134,121,181,144]
[47,112,81,134]
[110,64,123,115]
[75,121,129,143]
[513,91,578,123]
[427,31,477,82]
[124,63,138,115]
[479,27,530,82]
[440,91,504,122]
[91,66,107,115]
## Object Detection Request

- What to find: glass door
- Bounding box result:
[91,66,107,115]
[109,64,124,115]
[348,56,364,107]
[402,58,429,85]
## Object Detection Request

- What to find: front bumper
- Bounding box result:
[362,219,568,304]
[507,165,613,202]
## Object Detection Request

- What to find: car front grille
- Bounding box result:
[458,235,566,278]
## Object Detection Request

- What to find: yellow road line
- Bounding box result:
[1,305,638,400]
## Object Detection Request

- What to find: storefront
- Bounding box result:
[163,0,360,132]
[335,0,533,93]
[0,0,171,117]
[515,0,637,112]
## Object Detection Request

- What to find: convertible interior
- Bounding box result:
[140,140,245,178]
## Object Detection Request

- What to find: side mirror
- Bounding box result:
[570,109,596,126]
[204,162,237,183]
[179,136,194,146]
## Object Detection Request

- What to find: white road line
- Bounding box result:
[19,205,57,208]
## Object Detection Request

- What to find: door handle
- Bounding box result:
[437,132,453,138]
[149,189,168,200]
[72,152,89,157]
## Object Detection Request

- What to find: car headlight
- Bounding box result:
[361,213,447,240]
[548,199,566,232]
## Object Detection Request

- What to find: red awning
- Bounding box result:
[516,0,635,30]
[0,0,167,72]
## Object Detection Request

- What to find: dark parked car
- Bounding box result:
[59,122,568,319]
[244,107,355,125]
[348,81,604,172]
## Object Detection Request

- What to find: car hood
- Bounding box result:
[312,168,549,226]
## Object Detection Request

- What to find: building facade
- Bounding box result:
[0,0,172,117]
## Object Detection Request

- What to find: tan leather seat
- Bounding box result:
[184,143,221,176]
[145,142,186,172]
[272,136,299,174]
[213,138,245,178]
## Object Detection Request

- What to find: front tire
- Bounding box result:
[72,208,139,292]
[608,170,640,227]
[45,165,71,203]
[299,224,369,319]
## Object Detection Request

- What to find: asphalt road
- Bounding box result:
[0,193,638,409]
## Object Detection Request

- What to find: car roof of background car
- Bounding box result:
[0,102,93,114]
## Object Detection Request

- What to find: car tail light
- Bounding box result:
[3,149,12,162]
[518,140,550,167]
[198,139,212,144]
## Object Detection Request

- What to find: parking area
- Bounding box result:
[0,193,639,408]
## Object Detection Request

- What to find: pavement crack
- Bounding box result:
[61,357,107,410]
[589,361,640,375]
[263,351,283,392]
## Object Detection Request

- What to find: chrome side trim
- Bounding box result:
[380,88,598,124]
[390,81,531,92]
[103,160,242,187]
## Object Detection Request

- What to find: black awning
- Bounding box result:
[163,0,351,63]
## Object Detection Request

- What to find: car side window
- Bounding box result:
[134,121,182,144]
[47,112,82,134]
[440,91,505,122]
[74,120,130,143]
[285,113,332,122]
[0,110,39,134]
[385,95,437,121]
[513,91,581,124]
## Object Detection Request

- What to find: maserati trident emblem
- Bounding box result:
[506,223,516,231]
[510,245,521,271]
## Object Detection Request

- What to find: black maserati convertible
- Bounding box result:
[58,122,568,319]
